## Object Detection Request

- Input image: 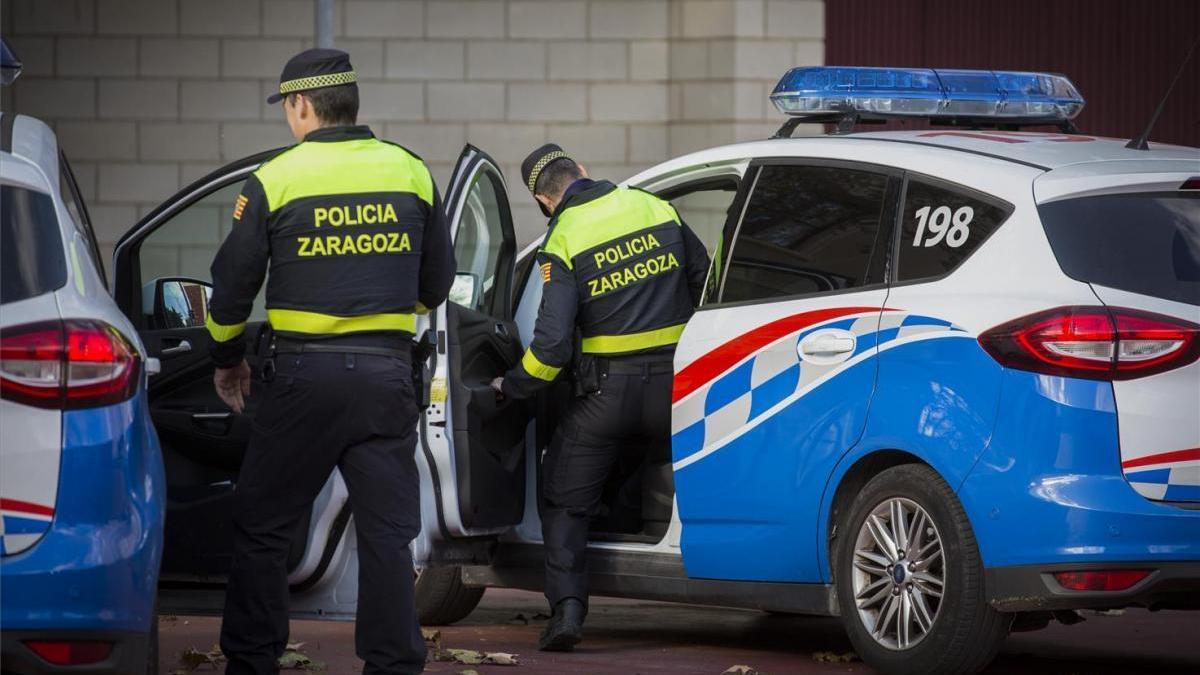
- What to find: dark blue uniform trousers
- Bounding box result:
[221,350,426,675]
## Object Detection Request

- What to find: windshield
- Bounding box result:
[1038,192,1200,306]
[1,184,66,304]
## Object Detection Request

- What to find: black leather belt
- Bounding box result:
[274,339,410,359]
[600,358,674,376]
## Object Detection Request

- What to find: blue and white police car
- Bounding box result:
[0,46,166,674]
[400,67,1200,675]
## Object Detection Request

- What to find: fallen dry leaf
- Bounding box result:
[458,671,481,675]
[723,666,761,675]
[812,651,858,664]
[178,645,224,671]
[483,652,519,665]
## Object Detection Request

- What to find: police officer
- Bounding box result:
[490,144,710,651]
[207,49,454,675]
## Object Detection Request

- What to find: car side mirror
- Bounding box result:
[449,272,480,309]
[150,277,213,330]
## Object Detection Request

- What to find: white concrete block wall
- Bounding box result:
[2,0,824,264]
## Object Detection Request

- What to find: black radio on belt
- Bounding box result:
[412,330,437,410]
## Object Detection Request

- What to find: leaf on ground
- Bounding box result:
[178,645,224,671]
[458,671,481,675]
[482,652,519,665]
[285,641,306,651]
[160,614,179,623]
[723,666,761,675]
[812,651,858,663]
[437,648,486,665]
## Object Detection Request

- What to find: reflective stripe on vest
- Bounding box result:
[580,322,686,355]
[267,309,416,335]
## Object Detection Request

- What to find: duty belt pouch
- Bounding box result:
[253,323,276,383]
[412,330,436,410]
[572,354,600,397]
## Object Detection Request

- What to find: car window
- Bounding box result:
[896,178,1010,283]
[137,179,267,322]
[1038,192,1200,305]
[58,152,107,286]
[661,179,740,307]
[1,185,67,304]
[453,167,506,316]
[720,164,889,304]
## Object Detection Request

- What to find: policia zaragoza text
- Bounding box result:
[297,203,413,257]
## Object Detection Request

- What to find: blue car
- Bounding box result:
[0,61,166,673]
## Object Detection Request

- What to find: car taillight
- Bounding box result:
[23,640,114,666]
[0,319,140,409]
[979,306,1200,380]
[1053,569,1151,592]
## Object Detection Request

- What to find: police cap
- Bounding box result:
[521,143,574,196]
[267,48,357,104]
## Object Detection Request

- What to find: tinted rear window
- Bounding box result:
[1038,193,1200,305]
[1,184,66,304]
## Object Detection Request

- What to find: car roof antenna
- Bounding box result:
[1126,35,1198,150]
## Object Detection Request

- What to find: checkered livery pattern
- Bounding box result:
[278,70,358,95]
[1124,450,1200,501]
[0,498,54,556]
[672,310,967,469]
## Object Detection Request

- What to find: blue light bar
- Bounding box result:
[770,66,1084,120]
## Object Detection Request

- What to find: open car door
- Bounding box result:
[113,154,359,615]
[424,145,525,536]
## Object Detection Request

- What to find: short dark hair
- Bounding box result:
[290,83,359,126]
[534,157,583,199]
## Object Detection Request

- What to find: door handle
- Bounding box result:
[801,335,855,356]
[160,339,192,358]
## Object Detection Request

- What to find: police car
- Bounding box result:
[72,66,1197,675]
[0,45,166,673]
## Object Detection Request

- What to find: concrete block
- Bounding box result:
[263,0,316,37]
[97,0,177,35]
[181,162,226,186]
[99,163,180,203]
[709,39,793,79]
[69,161,98,201]
[426,1,505,39]
[385,41,465,80]
[766,0,823,39]
[511,202,545,247]
[356,82,425,122]
[507,83,587,122]
[732,121,783,142]
[218,122,296,161]
[14,79,96,120]
[466,123,547,163]
[88,204,139,245]
[734,0,766,37]
[548,42,626,82]
[793,39,824,67]
[586,162,640,183]
[336,39,385,79]
[56,121,137,160]
[630,41,669,81]
[383,123,465,164]
[590,0,668,39]
[140,123,222,161]
[590,83,668,122]
[182,81,262,120]
[669,122,725,155]
[222,39,305,78]
[180,0,261,36]
[733,81,767,119]
[628,124,668,164]
[345,1,422,38]
[140,38,219,78]
[428,83,505,121]
[11,0,95,35]
[669,41,708,80]
[680,0,734,38]
[546,123,626,164]
[469,41,546,81]
[57,38,136,77]
[99,80,179,120]
[681,82,734,120]
[509,1,586,39]
[5,37,54,77]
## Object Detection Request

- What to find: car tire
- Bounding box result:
[834,463,1011,675]
[414,565,485,625]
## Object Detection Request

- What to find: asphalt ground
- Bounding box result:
[159,588,1200,674]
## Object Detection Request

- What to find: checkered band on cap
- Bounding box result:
[526,150,568,193]
[279,70,357,95]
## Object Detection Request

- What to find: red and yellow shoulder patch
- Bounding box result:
[540,262,552,282]
[233,194,249,220]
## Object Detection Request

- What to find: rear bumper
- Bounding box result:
[987,561,1200,612]
[0,393,165,633]
[0,630,149,675]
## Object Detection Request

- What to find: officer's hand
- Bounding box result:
[490,376,505,399]
[215,359,253,414]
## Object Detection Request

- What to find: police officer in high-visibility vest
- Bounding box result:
[207,49,454,675]
[490,144,710,651]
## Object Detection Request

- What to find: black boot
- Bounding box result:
[538,598,584,651]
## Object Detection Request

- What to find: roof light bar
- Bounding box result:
[770,66,1084,121]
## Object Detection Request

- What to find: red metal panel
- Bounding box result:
[824,0,1199,148]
